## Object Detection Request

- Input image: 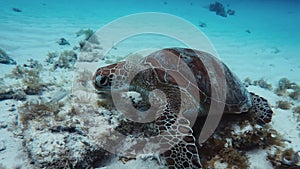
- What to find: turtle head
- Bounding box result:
[93,61,131,92]
[250,92,273,125]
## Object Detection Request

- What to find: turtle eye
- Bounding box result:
[95,75,110,88]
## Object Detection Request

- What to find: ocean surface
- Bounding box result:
[0,0,300,168]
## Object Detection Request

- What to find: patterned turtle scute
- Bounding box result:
[93,48,273,169]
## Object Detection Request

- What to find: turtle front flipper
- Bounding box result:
[161,133,202,169]
[250,92,273,124]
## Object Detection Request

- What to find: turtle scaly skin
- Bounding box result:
[93,48,273,168]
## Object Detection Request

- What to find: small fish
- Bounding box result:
[12,8,22,12]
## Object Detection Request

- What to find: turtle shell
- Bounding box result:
[138,48,253,115]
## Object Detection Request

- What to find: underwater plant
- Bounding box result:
[293,106,300,124]
[276,100,292,110]
[268,148,300,168]
[6,61,45,95]
[53,50,77,69]
[253,78,273,90]
[76,29,94,41]
[45,52,59,64]
[289,89,300,100]
[18,99,63,128]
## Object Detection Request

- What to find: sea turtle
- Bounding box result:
[93,48,273,168]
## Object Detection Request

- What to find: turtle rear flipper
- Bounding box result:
[250,92,273,125]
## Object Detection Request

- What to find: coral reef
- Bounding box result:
[0,48,16,65]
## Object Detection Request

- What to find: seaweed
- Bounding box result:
[19,100,63,128]
[53,50,77,69]
[289,89,300,100]
[268,148,300,168]
[76,29,94,41]
[276,100,292,110]
[293,106,300,123]
[24,59,43,70]
[45,52,59,64]
[253,78,273,90]
[6,61,45,95]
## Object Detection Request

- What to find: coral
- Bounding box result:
[209,1,227,17]
[276,100,292,110]
[253,78,273,90]
[53,50,77,69]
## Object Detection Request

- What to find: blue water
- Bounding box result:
[0,0,299,82]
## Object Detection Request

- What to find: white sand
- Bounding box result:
[0,0,299,168]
